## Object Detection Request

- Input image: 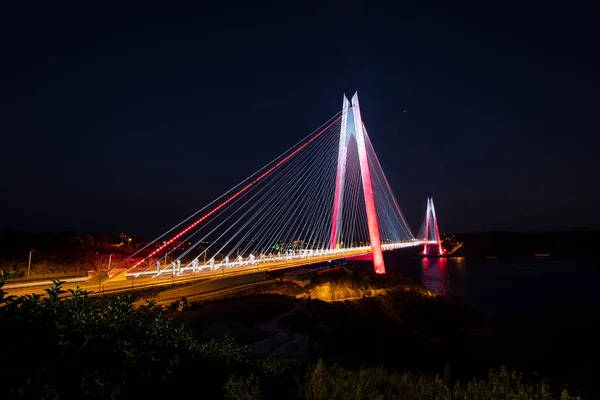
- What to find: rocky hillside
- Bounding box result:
[297,266,433,301]
[168,266,492,380]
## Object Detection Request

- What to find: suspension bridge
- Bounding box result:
[116,92,444,282]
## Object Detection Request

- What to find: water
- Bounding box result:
[383,253,600,396]
[385,255,600,319]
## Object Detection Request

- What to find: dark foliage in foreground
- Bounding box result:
[0,271,580,399]
[0,271,301,399]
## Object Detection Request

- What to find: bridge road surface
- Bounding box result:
[3,243,424,298]
[1,248,371,298]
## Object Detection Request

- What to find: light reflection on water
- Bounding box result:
[420,257,449,294]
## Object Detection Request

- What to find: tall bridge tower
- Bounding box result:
[329,93,385,273]
[420,197,444,257]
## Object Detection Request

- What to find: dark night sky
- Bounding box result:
[1,1,599,237]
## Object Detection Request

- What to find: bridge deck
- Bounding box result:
[124,240,436,279]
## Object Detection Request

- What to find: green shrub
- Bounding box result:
[303,361,580,400]
[0,271,202,399]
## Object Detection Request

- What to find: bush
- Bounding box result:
[303,361,580,400]
[0,271,201,399]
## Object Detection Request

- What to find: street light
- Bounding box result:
[27,249,34,281]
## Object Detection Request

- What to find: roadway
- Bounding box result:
[3,242,431,298]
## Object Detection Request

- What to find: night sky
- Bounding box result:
[2,2,599,237]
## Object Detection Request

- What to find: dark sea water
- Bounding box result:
[385,254,599,318]
[383,251,600,397]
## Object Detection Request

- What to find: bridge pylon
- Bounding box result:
[419,197,444,256]
[329,92,385,274]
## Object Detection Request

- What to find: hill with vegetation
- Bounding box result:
[0,267,583,399]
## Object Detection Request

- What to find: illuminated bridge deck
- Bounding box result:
[125,240,436,280]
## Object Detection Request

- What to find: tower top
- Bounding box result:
[343,91,360,106]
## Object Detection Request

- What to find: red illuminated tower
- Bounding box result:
[329,92,385,274]
[421,197,444,256]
